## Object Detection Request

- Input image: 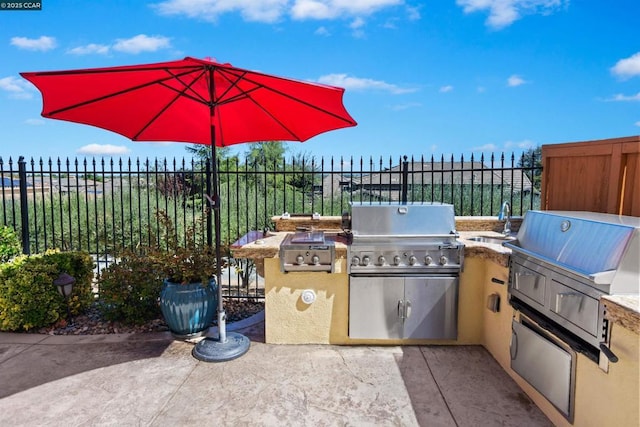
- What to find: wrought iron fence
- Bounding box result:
[0,152,541,300]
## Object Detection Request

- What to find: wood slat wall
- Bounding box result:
[541,135,640,216]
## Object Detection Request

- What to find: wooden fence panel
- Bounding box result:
[541,136,640,216]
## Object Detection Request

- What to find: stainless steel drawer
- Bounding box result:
[550,278,599,336]
[512,262,546,305]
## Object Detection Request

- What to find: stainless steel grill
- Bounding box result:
[348,203,463,275]
[347,202,464,340]
[505,210,640,360]
[506,211,639,421]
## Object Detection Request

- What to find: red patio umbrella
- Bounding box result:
[21,57,357,361]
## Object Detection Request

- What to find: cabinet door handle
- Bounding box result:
[398,300,405,319]
[516,271,539,288]
[405,300,412,318]
[557,292,585,311]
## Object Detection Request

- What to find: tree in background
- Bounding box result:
[245,142,285,170]
[287,151,319,194]
[518,146,542,190]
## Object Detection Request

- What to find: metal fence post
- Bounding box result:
[401,155,409,204]
[18,156,30,255]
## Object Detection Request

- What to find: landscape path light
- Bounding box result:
[54,272,75,322]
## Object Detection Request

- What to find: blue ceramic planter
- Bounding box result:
[160,279,218,339]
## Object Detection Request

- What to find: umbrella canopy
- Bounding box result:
[21,57,356,360]
[20,56,356,147]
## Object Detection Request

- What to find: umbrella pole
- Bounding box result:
[192,118,250,362]
[212,142,226,343]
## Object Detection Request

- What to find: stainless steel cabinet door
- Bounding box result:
[511,319,574,420]
[404,277,458,339]
[349,276,404,339]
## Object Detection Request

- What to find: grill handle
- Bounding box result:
[599,343,619,363]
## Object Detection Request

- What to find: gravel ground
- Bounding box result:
[33,299,264,335]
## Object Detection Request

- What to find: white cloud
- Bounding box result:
[317,73,418,94]
[456,0,567,30]
[406,5,421,21]
[607,92,640,102]
[350,17,365,29]
[154,0,289,23]
[67,43,110,55]
[474,139,535,153]
[10,36,57,51]
[635,121,640,127]
[349,17,366,37]
[507,74,526,87]
[473,143,498,152]
[77,144,131,156]
[391,102,422,111]
[154,0,405,23]
[0,76,33,99]
[477,86,486,93]
[314,26,331,36]
[440,85,454,93]
[112,34,171,54]
[291,0,403,20]
[611,52,640,79]
[505,139,536,150]
[24,118,45,126]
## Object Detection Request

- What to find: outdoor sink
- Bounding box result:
[466,235,516,245]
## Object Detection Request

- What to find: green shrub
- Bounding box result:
[97,248,163,325]
[96,209,219,325]
[45,251,96,314]
[0,250,94,331]
[0,226,21,263]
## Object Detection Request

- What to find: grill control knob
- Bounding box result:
[424,255,433,265]
[393,255,401,266]
[439,255,448,265]
[296,255,304,265]
[311,255,320,265]
[351,256,360,267]
[378,255,386,266]
[362,255,371,266]
[408,255,417,266]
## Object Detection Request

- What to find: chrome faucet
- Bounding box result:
[498,202,511,235]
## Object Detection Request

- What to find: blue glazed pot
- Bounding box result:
[160,278,218,338]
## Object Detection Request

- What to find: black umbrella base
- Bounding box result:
[192,332,250,362]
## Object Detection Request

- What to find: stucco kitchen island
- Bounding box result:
[231,215,639,427]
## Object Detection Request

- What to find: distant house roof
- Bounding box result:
[321,161,534,201]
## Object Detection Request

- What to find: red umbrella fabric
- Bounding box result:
[21,57,356,359]
[20,56,357,147]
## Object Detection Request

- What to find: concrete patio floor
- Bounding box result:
[0,313,552,426]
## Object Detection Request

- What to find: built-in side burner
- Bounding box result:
[279,231,335,272]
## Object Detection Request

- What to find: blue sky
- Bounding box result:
[0,1,638,164]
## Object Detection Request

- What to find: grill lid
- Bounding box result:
[350,202,457,237]
[505,211,640,292]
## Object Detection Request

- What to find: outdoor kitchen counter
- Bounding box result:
[230,227,639,335]
[231,229,510,265]
[230,231,349,260]
[602,295,640,334]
